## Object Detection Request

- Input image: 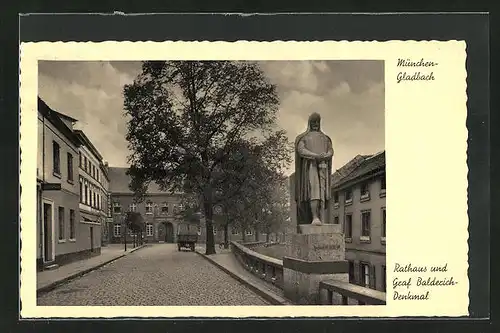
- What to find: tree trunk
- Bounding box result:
[203,200,216,255]
[223,223,229,249]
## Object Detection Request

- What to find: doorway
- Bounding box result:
[42,201,54,263]
[90,226,94,252]
[165,222,174,243]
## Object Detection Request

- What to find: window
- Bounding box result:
[161,203,169,213]
[334,216,339,224]
[52,141,60,175]
[113,202,121,214]
[197,226,201,235]
[69,209,75,240]
[345,189,353,204]
[213,228,217,235]
[113,224,121,237]
[382,265,387,292]
[245,229,253,236]
[93,192,96,208]
[360,182,370,200]
[231,226,239,235]
[348,261,355,283]
[333,191,339,204]
[361,263,370,287]
[381,208,386,242]
[84,183,89,205]
[84,156,88,172]
[79,152,82,167]
[129,203,137,212]
[345,214,352,240]
[145,202,153,214]
[97,194,100,210]
[146,223,154,236]
[361,211,371,241]
[79,179,83,203]
[58,207,65,240]
[380,174,386,193]
[67,153,74,181]
[97,169,100,182]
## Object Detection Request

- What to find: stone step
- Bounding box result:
[44,263,59,270]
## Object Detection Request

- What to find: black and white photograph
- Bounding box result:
[19,39,471,318]
[34,59,386,307]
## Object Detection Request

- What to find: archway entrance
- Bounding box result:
[164,222,174,243]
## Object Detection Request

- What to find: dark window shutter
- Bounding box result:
[370,265,377,289]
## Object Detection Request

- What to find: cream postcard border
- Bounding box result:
[20,41,468,318]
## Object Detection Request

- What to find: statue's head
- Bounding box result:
[308,112,321,131]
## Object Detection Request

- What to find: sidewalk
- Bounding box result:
[195,245,292,305]
[37,244,147,293]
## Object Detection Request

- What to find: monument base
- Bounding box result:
[283,224,348,305]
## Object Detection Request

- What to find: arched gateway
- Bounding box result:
[158,222,174,243]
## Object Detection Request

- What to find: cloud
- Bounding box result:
[38,60,385,174]
[259,60,385,173]
[38,61,140,167]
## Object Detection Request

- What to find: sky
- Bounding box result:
[38,60,385,175]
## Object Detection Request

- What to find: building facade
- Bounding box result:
[106,167,275,245]
[75,130,109,256]
[37,98,83,269]
[99,162,111,245]
[107,167,185,244]
[331,151,386,292]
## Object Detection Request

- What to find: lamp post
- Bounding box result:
[122,214,127,252]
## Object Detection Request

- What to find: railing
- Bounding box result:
[239,241,267,248]
[319,280,386,305]
[230,241,284,289]
[231,241,387,305]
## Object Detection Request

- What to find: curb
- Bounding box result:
[195,250,292,305]
[37,244,148,295]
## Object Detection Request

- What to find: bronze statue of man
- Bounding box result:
[294,112,333,225]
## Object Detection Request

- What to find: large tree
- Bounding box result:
[123,61,288,255]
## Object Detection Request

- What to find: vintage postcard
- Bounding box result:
[19,41,468,318]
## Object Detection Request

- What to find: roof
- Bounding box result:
[74,130,103,161]
[107,167,171,194]
[332,151,385,189]
[38,97,80,147]
[331,154,367,184]
[52,109,78,123]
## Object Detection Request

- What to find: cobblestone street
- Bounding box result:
[37,244,270,306]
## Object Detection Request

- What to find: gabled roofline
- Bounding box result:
[38,97,80,147]
[331,151,386,189]
[52,109,78,123]
[332,167,385,191]
[74,129,103,161]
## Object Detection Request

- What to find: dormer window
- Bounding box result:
[161,203,169,213]
[145,202,153,214]
[113,202,121,214]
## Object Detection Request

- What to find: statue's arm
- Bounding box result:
[319,138,334,160]
[325,139,334,158]
[297,139,319,159]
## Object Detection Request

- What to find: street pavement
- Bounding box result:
[37,243,270,306]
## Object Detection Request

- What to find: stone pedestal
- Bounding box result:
[283,224,348,305]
